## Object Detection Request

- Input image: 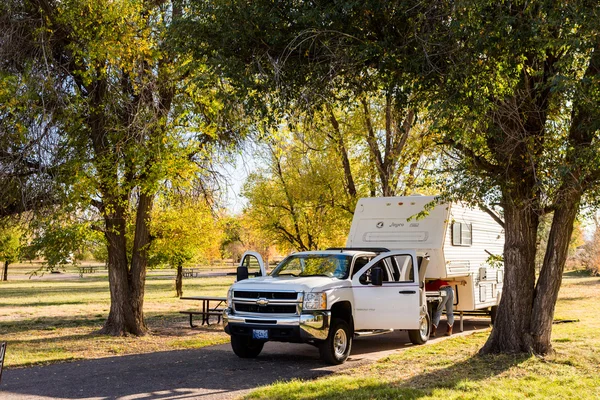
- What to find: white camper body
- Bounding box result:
[347,196,505,311]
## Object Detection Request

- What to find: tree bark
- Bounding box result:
[530,195,580,354]
[176,263,183,298]
[99,202,147,336]
[480,200,539,354]
[2,261,7,281]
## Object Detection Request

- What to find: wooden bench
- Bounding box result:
[179,309,225,328]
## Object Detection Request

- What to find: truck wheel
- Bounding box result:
[408,313,430,345]
[230,334,264,358]
[319,318,352,365]
[490,306,498,325]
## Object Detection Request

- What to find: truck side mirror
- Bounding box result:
[237,266,249,281]
[371,266,383,286]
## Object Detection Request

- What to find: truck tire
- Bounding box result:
[230,334,264,358]
[408,313,430,345]
[319,318,352,365]
[490,305,498,325]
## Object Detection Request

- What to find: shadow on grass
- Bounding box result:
[575,278,600,286]
[279,352,529,399]
[557,296,588,302]
[0,316,106,334]
[399,352,528,391]
[0,311,192,335]
[0,300,89,308]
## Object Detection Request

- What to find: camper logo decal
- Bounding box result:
[376,221,384,229]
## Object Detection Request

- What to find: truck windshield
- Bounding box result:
[271,254,353,279]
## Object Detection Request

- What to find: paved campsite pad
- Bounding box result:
[0,319,490,400]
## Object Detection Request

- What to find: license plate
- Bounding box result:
[252,329,269,340]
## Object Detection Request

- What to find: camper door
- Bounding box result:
[351,251,420,330]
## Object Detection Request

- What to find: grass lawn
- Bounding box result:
[247,271,600,400]
[0,265,235,368]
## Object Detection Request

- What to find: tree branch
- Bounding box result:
[479,205,505,228]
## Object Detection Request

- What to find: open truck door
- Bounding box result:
[351,251,421,331]
[237,251,266,281]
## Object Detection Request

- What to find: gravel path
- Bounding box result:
[0,319,489,400]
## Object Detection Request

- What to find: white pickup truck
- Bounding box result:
[223,196,504,364]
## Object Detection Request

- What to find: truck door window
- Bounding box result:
[388,257,401,281]
[351,256,371,278]
[393,255,415,283]
[359,259,392,285]
[242,255,262,276]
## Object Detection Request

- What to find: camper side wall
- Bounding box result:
[443,203,505,311]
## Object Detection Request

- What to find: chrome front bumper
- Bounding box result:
[223,309,331,341]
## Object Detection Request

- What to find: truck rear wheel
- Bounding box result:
[408,313,430,345]
[319,318,352,365]
[230,334,264,358]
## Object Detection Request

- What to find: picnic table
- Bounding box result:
[182,268,200,278]
[77,266,99,278]
[180,296,227,327]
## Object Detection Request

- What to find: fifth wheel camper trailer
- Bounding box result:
[346,196,505,325]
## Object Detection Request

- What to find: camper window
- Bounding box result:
[452,222,473,246]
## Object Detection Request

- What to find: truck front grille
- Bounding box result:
[234,291,297,300]
[235,304,297,314]
[233,290,301,316]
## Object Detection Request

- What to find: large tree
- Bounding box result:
[243,137,350,251]
[433,0,600,355]
[0,0,240,335]
[150,198,222,297]
[243,98,436,250]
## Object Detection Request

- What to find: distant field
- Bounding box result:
[0,271,236,368]
[5,259,241,278]
[246,271,600,399]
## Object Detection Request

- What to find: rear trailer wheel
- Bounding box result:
[230,334,264,358]
[408,313,430,345]
[490,305,498,325]
[319,318,352,365]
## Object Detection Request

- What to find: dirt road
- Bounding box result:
[0,319,489,400]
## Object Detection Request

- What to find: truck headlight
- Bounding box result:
[303,292,327,310]
[227,287,233,308]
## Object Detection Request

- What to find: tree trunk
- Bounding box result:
[98,194,152,336]
[530,191,581,354]
[2,261,7,281]
[328,108,356,198]
[99,203,143,335]
[480,201,539,354]
[176,263,183,298]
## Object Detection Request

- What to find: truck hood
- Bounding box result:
[231,275,349,293]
